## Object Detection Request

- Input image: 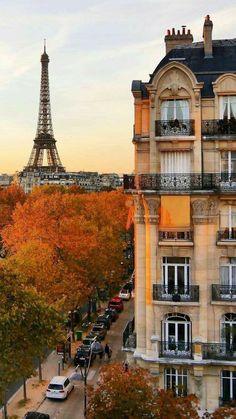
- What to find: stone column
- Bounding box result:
[134,196,146,353]
[192,199,218,343]
[143,196,160,355]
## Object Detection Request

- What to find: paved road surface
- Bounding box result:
[37,299,134,419]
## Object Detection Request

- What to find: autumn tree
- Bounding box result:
[87,363,199,419]
[0,269,63,401]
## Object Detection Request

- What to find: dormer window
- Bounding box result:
[161,99,189,121]
[220,96,236,119]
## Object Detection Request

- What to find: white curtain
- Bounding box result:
[161,100,189,120]
[161,151,191,173]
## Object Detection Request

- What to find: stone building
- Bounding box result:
[124,16,236,410]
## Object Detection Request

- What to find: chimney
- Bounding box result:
[203,15,213,58]
[165,26,193,54]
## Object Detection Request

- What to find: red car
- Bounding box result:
[108,297,124,312]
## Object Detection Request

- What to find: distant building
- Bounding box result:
[0,174,13,188]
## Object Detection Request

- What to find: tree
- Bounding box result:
[209,403,236,418]
[86,363,199,419]
[0,269,63,401]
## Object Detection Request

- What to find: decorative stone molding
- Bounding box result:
[192,199,218,224]
[134,196,145,224]
[143,196,160,225]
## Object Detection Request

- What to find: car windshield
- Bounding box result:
[48,383,63,390]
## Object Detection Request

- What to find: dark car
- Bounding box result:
[24,413,50,419]
[82,336,97,347]
[104,307,119,322]
[88,323,107,340]
[74,345,95,367]
[96,314,112,330]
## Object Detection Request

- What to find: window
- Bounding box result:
[220,260,236,287]
[221,370,236,403]
[220,96,236,119]
[161,100,189,121]
[220,206,236,239]
[161,151,191,174]
[221,151,236,180]
[165,368,188,396]
[221,313,236,352]
[162,313,191,354]
[162,257,190,295]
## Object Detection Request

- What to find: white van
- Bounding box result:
[46,376,74,400]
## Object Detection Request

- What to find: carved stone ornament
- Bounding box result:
[144,197,160,224]
[150,93,156,108]
[192,199,218,224]
[134,196,145,224]
[194,376,203,399]
[194,89,200,107]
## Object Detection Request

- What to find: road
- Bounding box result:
[37,298,134,419]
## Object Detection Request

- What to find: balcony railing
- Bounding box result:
[202,343,236,360]
[212,285,236,301]
[159,230,193,241]
[123,318,136,350]
[219,397,236,407]
[160,341,192,358]
[202,119,236,137]
[155,119,194,136]
[153,284,199,302]
[217,229,236,241]
[123,173,236,192]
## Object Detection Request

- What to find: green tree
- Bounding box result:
[0,270,63,401]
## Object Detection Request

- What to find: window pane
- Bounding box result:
[222,376,231,401]
[167,266,175,293]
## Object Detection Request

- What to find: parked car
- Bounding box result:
[24,413,50,419]
[96,314,112,329]
[88,323,107,340]
[104,307,119,322]
[46,376,74,400]
[82,336,97,347]
[108,296,124,312]
[119,288,131,300]
[91,340,104,358]
[74,345,95,367]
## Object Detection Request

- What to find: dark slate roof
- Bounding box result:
[148,39,236,97]
[131,80,149,99]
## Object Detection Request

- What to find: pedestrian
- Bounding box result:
[104,343,111,360]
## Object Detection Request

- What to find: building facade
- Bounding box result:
[124,16,236,411]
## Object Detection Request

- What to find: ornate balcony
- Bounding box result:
[159,230,193,241]
[123,173,236,192]
[217,229,236,241]
[153,284,199,302]
[202,343,236,360]
[123,318,136,350]
[155,119,194,136]
[160,341,192,358]
[212,284,236,301]
[202,119,236,137]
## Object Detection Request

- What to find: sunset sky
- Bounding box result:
[0,0,235,174]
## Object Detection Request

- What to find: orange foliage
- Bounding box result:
[0,184,26,229]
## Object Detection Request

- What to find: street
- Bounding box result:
[37,298,134,418]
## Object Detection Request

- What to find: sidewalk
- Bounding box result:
[1,340,81,419]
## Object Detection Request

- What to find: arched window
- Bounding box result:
[221,313,236,352]
[162,313,191,357]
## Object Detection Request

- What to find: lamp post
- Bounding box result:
[77,341,96,418]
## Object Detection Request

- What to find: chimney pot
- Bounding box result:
[187,29,191,35]
[203,14,213,58]
[172,28,175,35]
[167,29,170,35]
[177,29,180,35]
[164,25,193,54]
[182,26,186,35]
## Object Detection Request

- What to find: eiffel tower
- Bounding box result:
[24,42,65,173]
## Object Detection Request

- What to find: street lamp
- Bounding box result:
[76,340,96,418]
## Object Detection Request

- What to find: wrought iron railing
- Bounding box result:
[212,285,236,301]
[123,173,236,192]
[123,318,136,349]
[202,343,236,360]
[160,341,192,358]
[155,119,194,136]
[153,284,199,302]
[219,397,236,407]
[217,229,236,241]
[159,230,193,241]
[202,119,236,137]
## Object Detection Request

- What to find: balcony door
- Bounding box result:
[221,313,236,352]
[220,96,236,120]
[221,371,236,404]
[163,257,190,295]
[163,313,191,353]
[221,151,236,183]
[220,260,236,297]
[160,151,191,189]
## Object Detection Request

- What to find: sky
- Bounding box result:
[0,0,236,175]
